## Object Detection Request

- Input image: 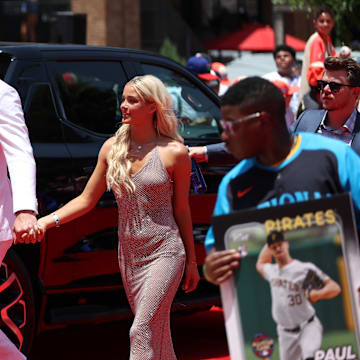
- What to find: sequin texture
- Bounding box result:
[113,147,186,360]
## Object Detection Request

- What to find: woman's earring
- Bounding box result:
[155,119,160,136]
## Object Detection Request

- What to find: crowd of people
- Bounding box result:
[186,6,360,359]
[1,4,359,360]
[186,6,357,128]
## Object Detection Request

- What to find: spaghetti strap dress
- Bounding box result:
[113,146,186,360]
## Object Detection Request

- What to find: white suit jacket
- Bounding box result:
[0,80,37,241]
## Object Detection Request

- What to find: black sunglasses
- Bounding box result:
[317,80,355,93]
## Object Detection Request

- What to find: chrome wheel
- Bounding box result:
[0,249,35,354]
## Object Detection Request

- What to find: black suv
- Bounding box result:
[0,44,231,355]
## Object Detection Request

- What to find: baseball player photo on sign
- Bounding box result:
[210,195,360,360]
[256,230,341,360]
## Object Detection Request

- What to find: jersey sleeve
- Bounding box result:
[262,263,272,281]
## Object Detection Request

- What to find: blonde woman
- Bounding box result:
[35,75,200,359]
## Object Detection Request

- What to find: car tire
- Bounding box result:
[0,249,36,356]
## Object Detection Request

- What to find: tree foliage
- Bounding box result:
[272,0,357,12]
[272,0,360,47]
[159,37,186,66]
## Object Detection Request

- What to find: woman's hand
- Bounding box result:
[182,261,200,293]
[35,218,47,242]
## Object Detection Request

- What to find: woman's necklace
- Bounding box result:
[128,139,157,160]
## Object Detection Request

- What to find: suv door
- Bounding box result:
[8,59,75,276]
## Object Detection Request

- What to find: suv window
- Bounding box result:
[51,61,126,135]
[142,64,221,140]
[25,83,64,143]
[12,62,46,101]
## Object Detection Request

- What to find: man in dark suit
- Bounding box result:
[291,56,360,154]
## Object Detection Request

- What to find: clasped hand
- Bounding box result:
[13,212,45,244]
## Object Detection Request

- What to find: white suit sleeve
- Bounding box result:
[0,82,38,214]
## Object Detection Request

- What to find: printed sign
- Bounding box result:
[212,193,360,360]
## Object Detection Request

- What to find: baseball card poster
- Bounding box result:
[212,193,360,360]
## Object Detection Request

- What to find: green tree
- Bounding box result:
[159,37,186,66]
[272,0,360,47]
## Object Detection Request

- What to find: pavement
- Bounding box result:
[29,306,230,360]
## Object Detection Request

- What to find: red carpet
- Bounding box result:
[173,306,230,360]
[30,306,230,359]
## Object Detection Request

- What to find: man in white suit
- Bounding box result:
[0,79,38,359]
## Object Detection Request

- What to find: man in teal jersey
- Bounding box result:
[204,76,360,286]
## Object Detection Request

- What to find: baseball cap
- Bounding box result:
[266,230,285,246]
[186,56,219,81]
[195,52,212,63]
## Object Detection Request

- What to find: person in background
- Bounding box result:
[186,55,220,94]
[299,7,337,103]
[211,62,232,96]
[263,45,301,126]
[271,79,299,127]
[32,75,199,360]
[299,6,352,114]
[291,56,360,155]
[0,79,39,359]
[20,0,39,42]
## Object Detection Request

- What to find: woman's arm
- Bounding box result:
[37,138,114,231]
[171,143,200,293]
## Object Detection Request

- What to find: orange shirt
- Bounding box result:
[300,32,337,99]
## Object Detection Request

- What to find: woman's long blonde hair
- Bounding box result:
[106,75,183,194]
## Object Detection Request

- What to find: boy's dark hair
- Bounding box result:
[324,56,360,87]
[313,6,335,20]
[221,76,285,121]
[273,45,296,60]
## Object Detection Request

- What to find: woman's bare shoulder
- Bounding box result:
[159,138,187,157]
[99,136,116,157]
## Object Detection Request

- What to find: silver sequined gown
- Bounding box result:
[113,147,186,360]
